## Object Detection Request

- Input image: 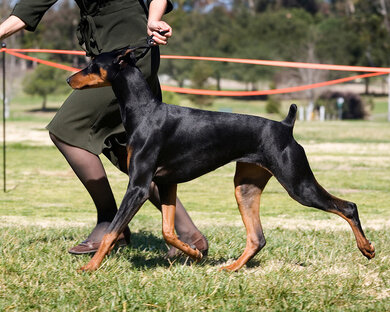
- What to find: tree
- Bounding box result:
[189,62,214,107]
[19,0,80,66]
[157,0,390,99]
[41,0,80,66]
[23,65,68,110]
[233,0,320,14]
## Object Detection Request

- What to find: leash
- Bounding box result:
[132,30,169,61]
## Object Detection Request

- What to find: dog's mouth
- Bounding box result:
[67,72,84,89]
[67,72,111,90]
[68,82,99,90]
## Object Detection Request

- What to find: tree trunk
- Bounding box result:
[42,95,47,111]
[346,0,355,15]
[216,71,221,91]
[1,0,10,17]
[365,77,370,95]
[379,0,390,31]
[247,0,255,13]
[379,0,390,65]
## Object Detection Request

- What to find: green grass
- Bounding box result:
[1,95,390,311]
[1,226,389,311]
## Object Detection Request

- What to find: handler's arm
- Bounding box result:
[0,16,26,40]
[147,0,173,45]
[1,0,58,39]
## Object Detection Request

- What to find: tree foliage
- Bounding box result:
[23,65,68,110]
[162,0,390,103]
[6,0,390,106]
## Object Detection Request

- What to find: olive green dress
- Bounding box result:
[11,0,172,166]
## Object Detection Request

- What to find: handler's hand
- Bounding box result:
[147,21,172,45]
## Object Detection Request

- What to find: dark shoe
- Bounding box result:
[69,230,130,255]
[166,232,209,258]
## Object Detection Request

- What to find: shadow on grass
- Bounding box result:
[205,256,262,269]
[105,231,244,269]
[129,231,166,250]
[25,228,261,269]
[109,231,197,269]
[120,231,265,270]
[28,108,59,113]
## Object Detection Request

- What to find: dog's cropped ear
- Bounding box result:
[113,48,136,66]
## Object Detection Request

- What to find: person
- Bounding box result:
[0,0,208,256]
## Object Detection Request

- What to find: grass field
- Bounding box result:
[1,94,390,311]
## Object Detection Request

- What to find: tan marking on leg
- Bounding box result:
[160,184,203,261]
[79,232,120,272]
[331,210,375,259]
[221,163,272,272]
[126,146,133,171]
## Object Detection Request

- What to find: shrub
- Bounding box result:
[162,90,182,106]
[316,91,368,120]
[266,96,281,114]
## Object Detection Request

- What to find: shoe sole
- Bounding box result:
[68,238,128,255]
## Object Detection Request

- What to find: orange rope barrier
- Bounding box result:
[161,72,385,96]
[3,48,390,73]
[5,50,79,72]
[4,48,86,55]
[2,48,388,96]
[161,55,390,73]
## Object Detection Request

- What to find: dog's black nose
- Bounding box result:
[66,77,71,85]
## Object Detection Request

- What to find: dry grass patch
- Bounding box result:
[0,215,92,228]
[303,142,390,155]
[2,122,52,145]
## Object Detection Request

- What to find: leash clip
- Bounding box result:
[146,30,169,47]
[131,30,170,62]
[146,35,155,47]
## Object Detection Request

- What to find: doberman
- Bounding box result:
[67,47,375,272]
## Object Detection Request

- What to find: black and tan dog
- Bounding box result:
[68,47,375,272]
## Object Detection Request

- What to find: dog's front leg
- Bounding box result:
[79,145,156,272]
[79,232,120,272]
[78,183,150,272]
[79,185,150,272]
[159,184,203,261]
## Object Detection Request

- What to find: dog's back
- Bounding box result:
[152,103,296,184]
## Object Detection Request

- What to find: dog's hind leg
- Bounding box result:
[159,184,203,261]
[269,141,375,260]
[221,162,272,272]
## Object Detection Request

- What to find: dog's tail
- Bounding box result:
[281,104,297,128]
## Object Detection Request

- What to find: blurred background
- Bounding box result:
[2,0,390,121]
[1,3,390,309]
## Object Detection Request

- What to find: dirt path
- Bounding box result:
[0,122,52,145]
[1,215,388,231]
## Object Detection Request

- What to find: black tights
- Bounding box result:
[49,133,200,242]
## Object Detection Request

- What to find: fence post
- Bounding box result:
[388,74,390,122]
[2,42,6,192]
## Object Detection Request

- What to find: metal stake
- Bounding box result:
[388,74,390,122]
[2,42,6,192]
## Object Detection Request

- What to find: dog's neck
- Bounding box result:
[111,65,160,131]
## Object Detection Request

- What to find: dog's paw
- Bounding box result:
[361,242,375,259]
[219,264,239,272]
[190,248,203,262]
[77,262,99,273]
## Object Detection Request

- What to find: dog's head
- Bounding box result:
[67,48,137,90]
